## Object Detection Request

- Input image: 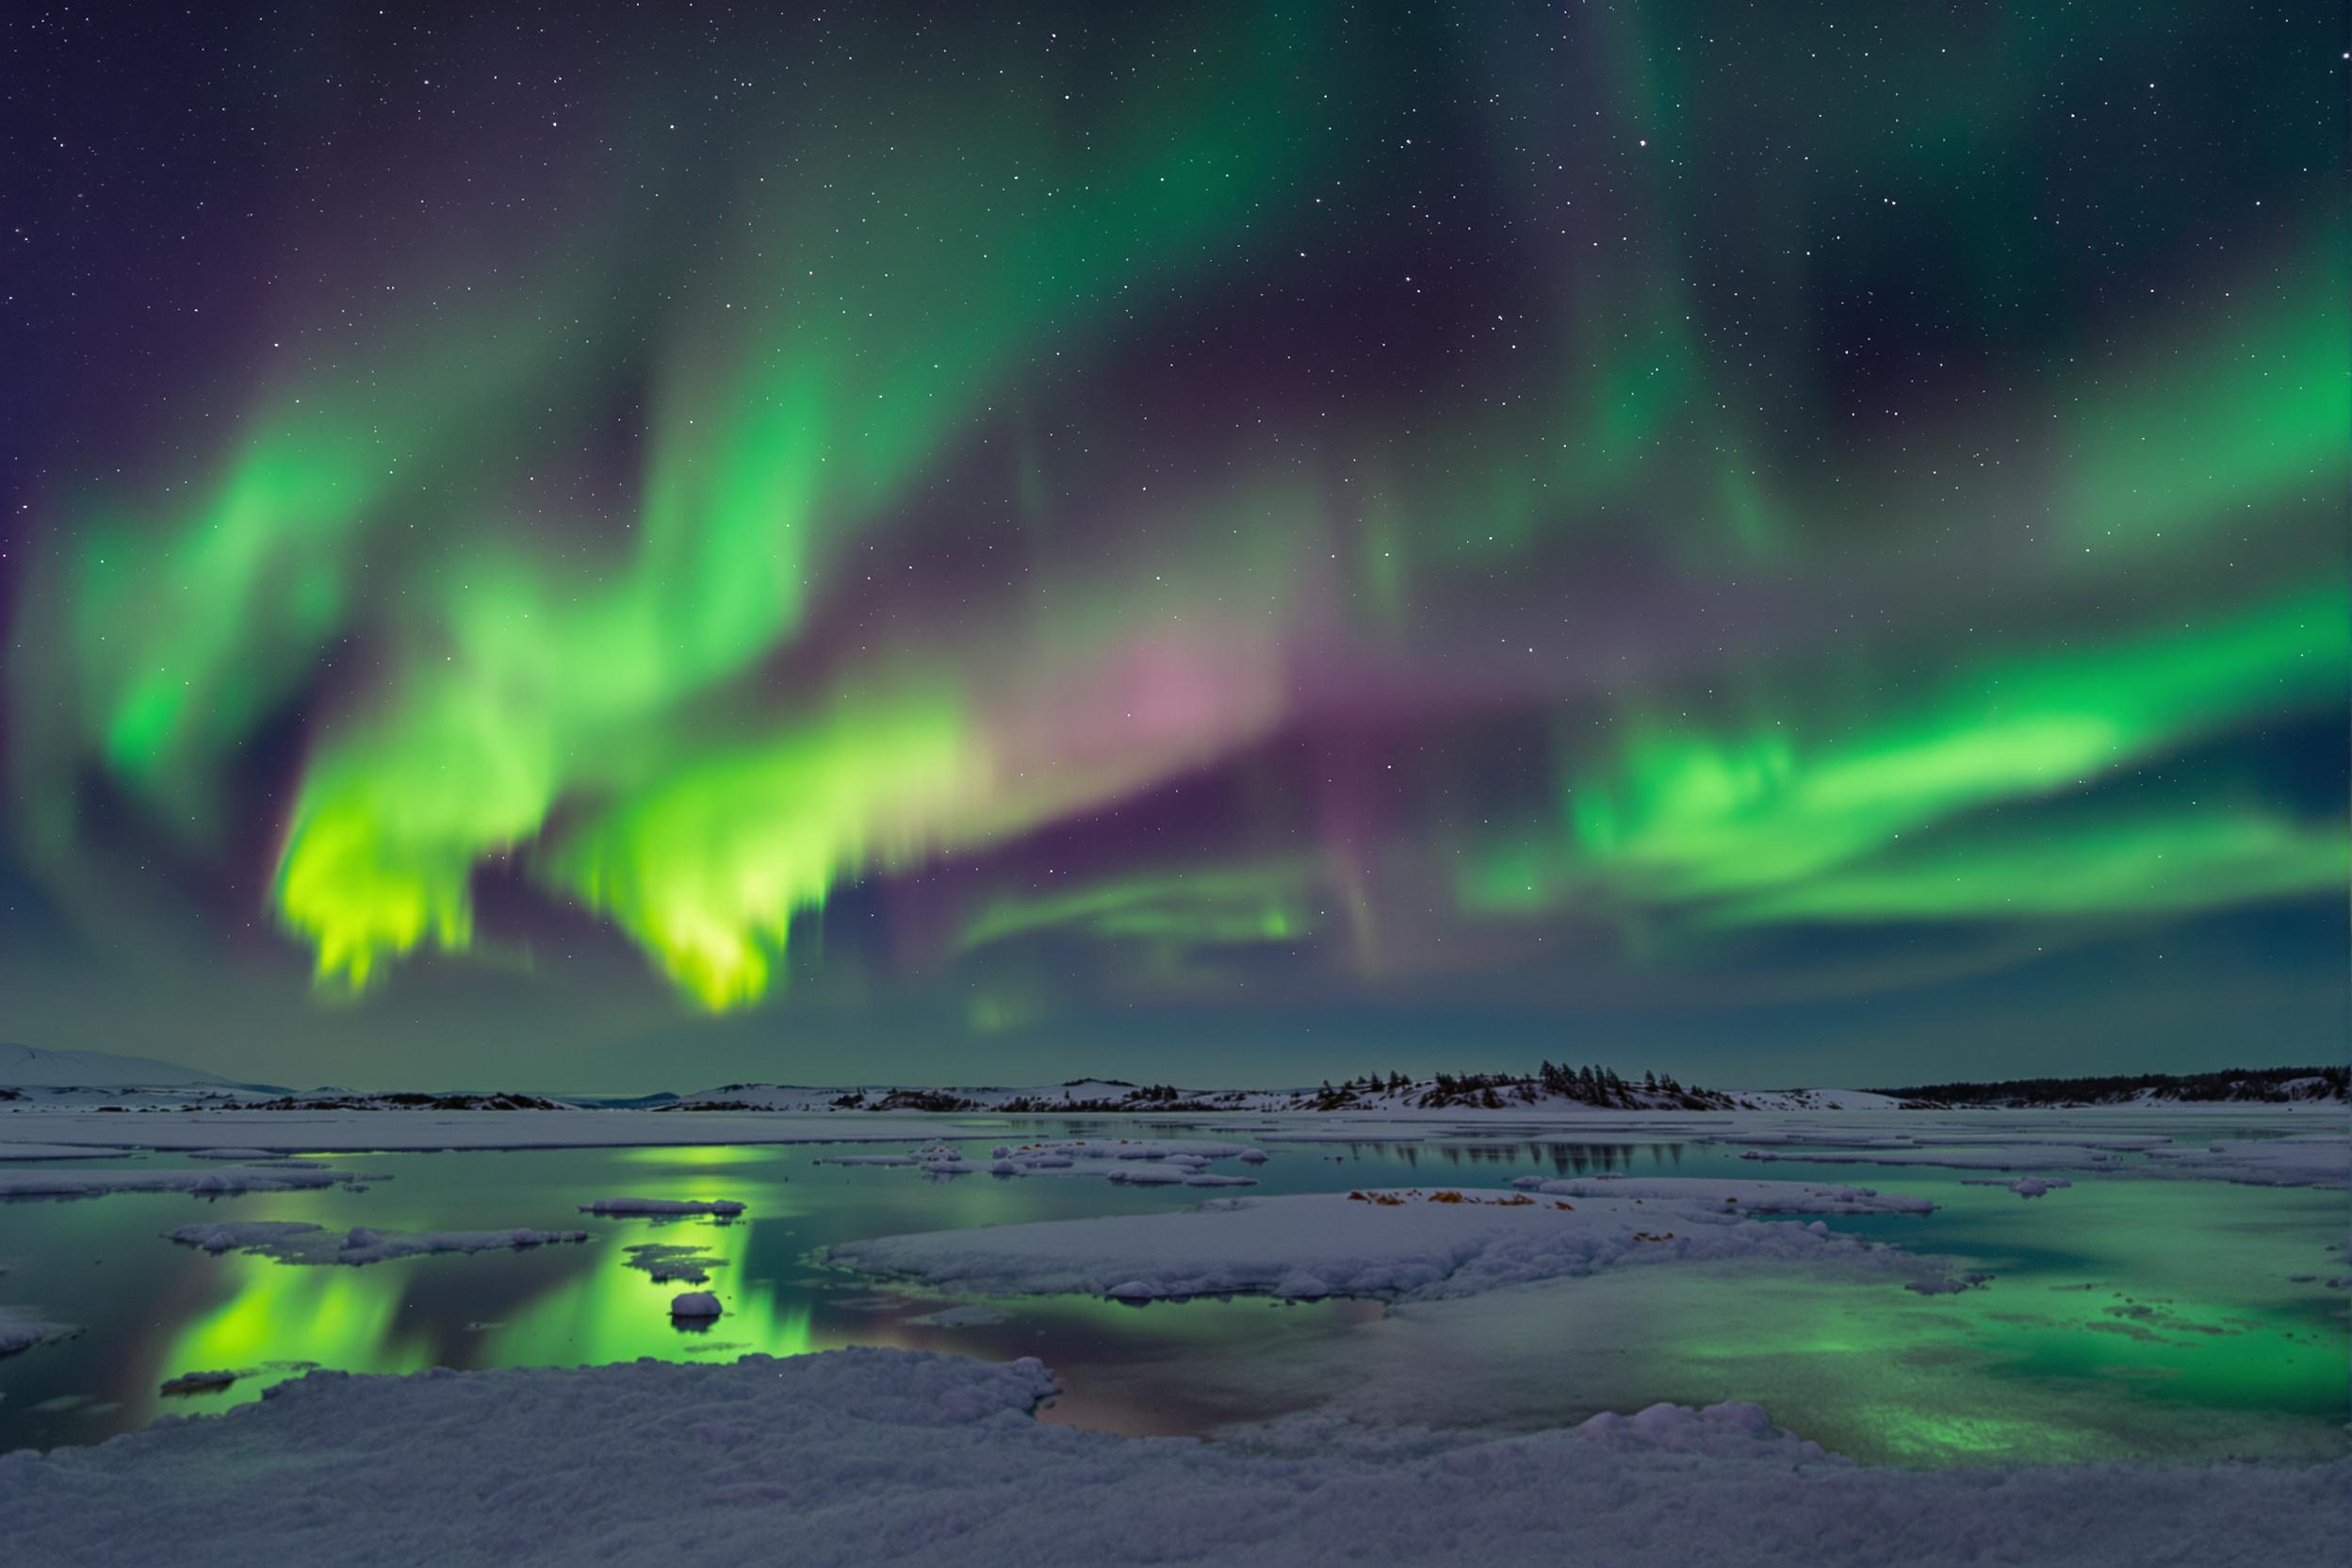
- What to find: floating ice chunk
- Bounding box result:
[158,1369,240,1396]
[669,1291,723,1318]
[580,1198,747,1217]
[166,1221,590,1266]
[0,1166,344,1199]
[0,1304,81,1357]
[829,1187,1919,1303]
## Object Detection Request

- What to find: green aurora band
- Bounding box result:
[7,1,2343,1044]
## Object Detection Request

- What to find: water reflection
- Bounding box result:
[1,1127,2342,1469]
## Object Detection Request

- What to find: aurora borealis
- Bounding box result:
[2,2,2343,1086]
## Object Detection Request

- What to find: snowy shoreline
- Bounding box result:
[1,1348,2341,1567]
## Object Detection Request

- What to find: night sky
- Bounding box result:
[2,4,2343,1091]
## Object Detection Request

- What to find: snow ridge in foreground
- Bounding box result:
[0,1350,2340,1568]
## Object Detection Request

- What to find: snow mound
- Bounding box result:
[827,1188,1934,1302]
[0,1351,2340,1567]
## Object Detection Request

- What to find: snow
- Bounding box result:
[0,1104,2336,1199]
[621,1244,722,1283]
[580,1197,747,1217]
[0,1348,2340,1567]
[0,1144,113,1161]
[2136,1135,2350,1189]
[166,1222,591,1265]
[828,1187,1941,1302]
[0,1165,348,1199]
[0,1303,80,1357]
[668,1290,723,1318]
[1504,1174,1936,1215]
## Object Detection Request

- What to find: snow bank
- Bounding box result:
[0,1166,346,1199]
[0,1350,2340,1567]
[580,1197,746,1217]
[828,1188,1935,1302]
[1506,1174,1936,1215]
[167,1221,590,1266]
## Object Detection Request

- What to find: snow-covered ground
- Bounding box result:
[0,1348,2339,1567]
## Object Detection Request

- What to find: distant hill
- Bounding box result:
[661,1069,1905,1116]
[1877,1065,2346,1108]
[0,1042,277,1091]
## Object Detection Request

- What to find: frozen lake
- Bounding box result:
[1,1115,2343,1465]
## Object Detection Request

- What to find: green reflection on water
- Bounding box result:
[8,1136,2342,1469]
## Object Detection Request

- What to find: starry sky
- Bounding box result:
[2,3,2343,1091]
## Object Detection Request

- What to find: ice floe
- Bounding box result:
[167,1221,590,1265]
[1505,1174,1936,1215]
[0,1303,81,1358]
[827,1186,1946,1302]
[0,1166,349,1200]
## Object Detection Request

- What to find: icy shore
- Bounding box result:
[1,1348,2340,1567]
